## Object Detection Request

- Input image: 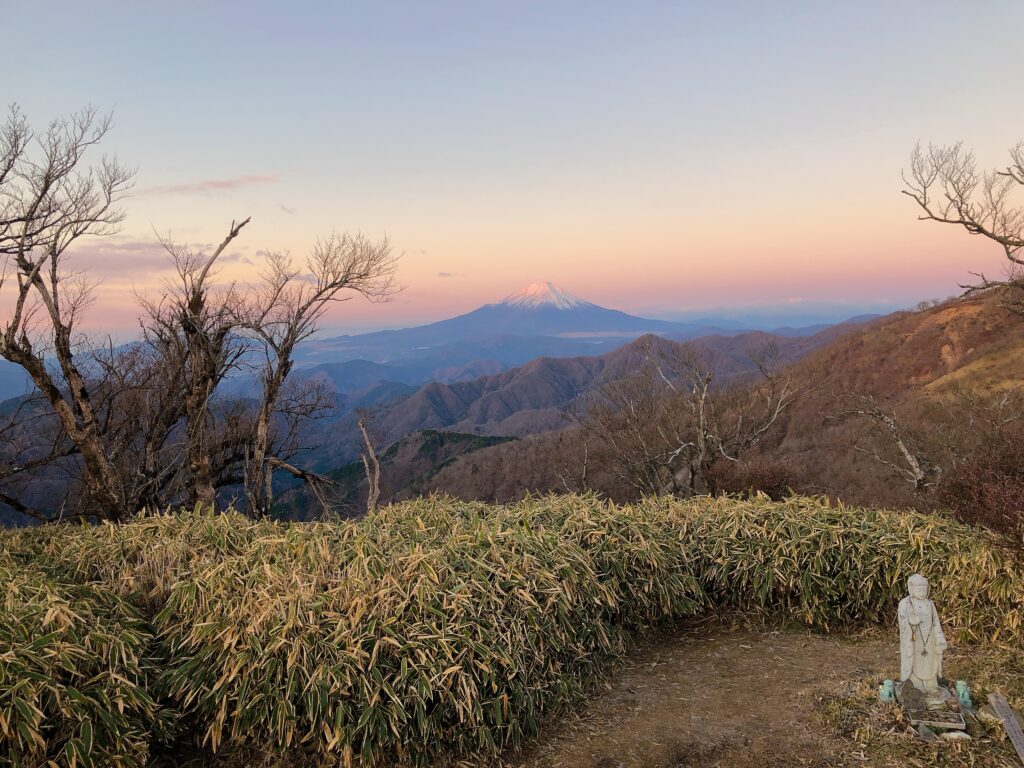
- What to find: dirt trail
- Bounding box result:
[495,626,893,768]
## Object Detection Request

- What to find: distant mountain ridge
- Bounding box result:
[302,317,872,473]
[0,281,881,405]
[298,280,716,365]
[292,282,869,408]
[419,293,1024,508]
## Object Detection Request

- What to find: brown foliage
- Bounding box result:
[706,457,799,501]
[935,419,1024,552]
[424,294,1024,518]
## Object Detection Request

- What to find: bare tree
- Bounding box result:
[552,425,595,496]
[0,106,399,523]
[139,219,251,509]
[576,363,673,495]
[653,341,805,495]
[834,393,940,492]
[357,413,382,515]
[0,105,135,520]
[903,142,1024,313]
[240,235,397,517]
[918,384,1024,474]
[577,340,806,498]
[0,393,75,521]
[139,227,397,518]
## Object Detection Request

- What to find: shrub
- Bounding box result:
[937,428,1024,552]
[152,496,708,765]
[1,495,1022,766]
[0,556,166,768]
[672,495,1022,640]
[707,457,798,500]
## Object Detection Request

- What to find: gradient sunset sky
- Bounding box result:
[5,1,1024,333]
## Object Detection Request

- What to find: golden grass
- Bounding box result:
[819,643,1024,767]
[1,494,1022,767]
[0,554,166,768]
[925,344,1024,396]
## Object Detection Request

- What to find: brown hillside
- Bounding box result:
[374,325,852,440]
[423,294,1024,507]
[310,325,854,472]
[762,292,1024,506]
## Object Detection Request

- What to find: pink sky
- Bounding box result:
[66,187,1009,335]
[5,3,1023,335]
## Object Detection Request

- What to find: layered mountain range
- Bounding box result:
[0,280,885,524]
[298,316,871,475]
[417,292,1024,509]
[294,281,734,403]
[293,282,874,414]
[0,281,873,404]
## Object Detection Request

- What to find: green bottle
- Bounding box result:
[879,679,895,702]
[955,680,972,709]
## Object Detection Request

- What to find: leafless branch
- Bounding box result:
[903,141,1024,314]
[358,413,382,514]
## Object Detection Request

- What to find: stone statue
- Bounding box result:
[898,574,947,697]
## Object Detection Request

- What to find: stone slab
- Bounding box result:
[988,693,1024,767]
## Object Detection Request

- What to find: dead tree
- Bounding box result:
[903,142,1024,314]
[652,342,805,496]
[140,228,396,518]
[139,219,251,509]
[579,364,675,496]
[0,106,135,520]
[0,393,76,522]
[835,394,940,492]
[577,340,806,498]
[358,413,382,514]
[0,105,399,523]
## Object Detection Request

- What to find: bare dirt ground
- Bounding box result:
[493,625,894,768]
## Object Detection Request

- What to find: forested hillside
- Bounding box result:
[415,292,1024,516]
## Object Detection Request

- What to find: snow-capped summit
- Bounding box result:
[501,281,591,310]
[308,280,690,370]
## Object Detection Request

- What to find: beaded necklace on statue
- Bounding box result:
[912,599,932,656]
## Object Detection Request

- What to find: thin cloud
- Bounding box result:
[69,237,171,277]
[219,251,255,265]
[139,174,278,195]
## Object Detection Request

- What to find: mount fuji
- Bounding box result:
[306,281,699,353]
[291,282,729,404]
[0,282,718,404]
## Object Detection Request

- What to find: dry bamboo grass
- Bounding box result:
[664,495,1023,643]
[0,494,1021,767]
[0,554,164,768]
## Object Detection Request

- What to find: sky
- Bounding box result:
[4,1,1024,333]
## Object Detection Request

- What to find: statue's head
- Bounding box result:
[908,573,929,599]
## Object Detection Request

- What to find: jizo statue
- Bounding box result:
[897,574,948,696]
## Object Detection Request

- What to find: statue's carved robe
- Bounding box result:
[898,595,946,692]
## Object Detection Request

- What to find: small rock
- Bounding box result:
[978,704,1002,726]
[940,730,971,741]
[963,710,984,738]
[978,703,1024,729]
[917,723,938,741]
